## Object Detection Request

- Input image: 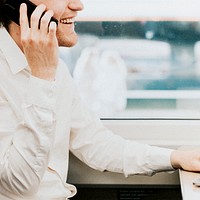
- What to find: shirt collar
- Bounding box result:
[0,27,28,74]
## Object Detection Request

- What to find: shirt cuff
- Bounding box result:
[123,140,174,177]
[26,76,57,110]
[147,146,174,173]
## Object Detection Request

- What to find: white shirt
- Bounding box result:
[0,27,174,200]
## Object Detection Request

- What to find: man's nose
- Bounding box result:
[69,0,84,11]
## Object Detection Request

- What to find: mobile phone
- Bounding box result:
[3,0,58,26]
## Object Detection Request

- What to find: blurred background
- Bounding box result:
[59,0,200,119]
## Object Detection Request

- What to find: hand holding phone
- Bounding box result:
[3,0,58,26]
[4,0,59,81]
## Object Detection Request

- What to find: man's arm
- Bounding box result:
[69,81,200,176]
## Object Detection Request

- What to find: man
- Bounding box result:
[0,0,200,199]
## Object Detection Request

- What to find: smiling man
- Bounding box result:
[1,0,200,200]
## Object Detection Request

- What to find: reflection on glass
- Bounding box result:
[59,21,200,119]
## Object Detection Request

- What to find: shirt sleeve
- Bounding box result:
[69,86,174,177]
[0,75,57,197]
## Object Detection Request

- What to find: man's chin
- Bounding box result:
[58,34,78,47]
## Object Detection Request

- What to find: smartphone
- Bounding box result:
[3,0,58,26]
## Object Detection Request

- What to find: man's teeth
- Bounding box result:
[60,18,74,24]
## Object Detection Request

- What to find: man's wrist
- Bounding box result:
[31,67,57,81]
[170,150,181,169]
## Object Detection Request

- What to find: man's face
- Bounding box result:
[32,0,84,47]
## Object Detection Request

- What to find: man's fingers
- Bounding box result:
[19,3,29,32]
[30,4,46,31]
[48,21,57,39]
[40,10,55,35]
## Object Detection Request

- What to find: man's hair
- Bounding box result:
[0,0,11,29]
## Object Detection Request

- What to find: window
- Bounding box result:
[59,0,200,119]
[67,0,200,186]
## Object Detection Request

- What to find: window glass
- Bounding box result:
[59,0,200,119]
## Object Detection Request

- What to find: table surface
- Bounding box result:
[178,146,200,200]
[179,170,200,200]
